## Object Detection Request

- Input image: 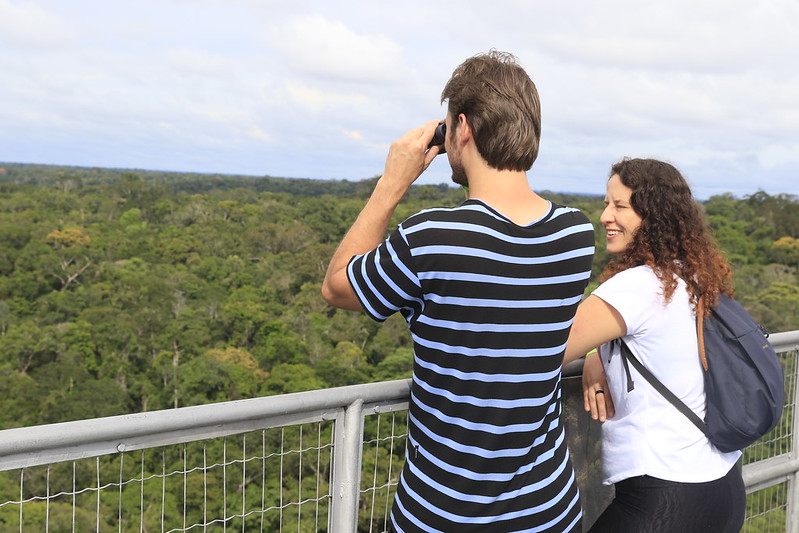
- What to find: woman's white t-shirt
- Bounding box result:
[593,265,741,485]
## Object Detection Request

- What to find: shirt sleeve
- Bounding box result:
[346,226,424,323]
[592,266,663,337]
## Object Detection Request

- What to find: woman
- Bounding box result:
[565,158,746,532]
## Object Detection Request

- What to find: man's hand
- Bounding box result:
[321,121,442,310]
[380,121,442,196]
[583,351,615,422]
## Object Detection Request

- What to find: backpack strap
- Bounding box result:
[618,338,710,439]
[618,340,635,393]
[697,295,709,371]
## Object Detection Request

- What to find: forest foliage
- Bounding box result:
[1,162,798,429]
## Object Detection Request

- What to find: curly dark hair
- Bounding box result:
[601,158,734,314]
[440,50,541,172]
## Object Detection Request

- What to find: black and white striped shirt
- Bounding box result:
[348,199,595,532]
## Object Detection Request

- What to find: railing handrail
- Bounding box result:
[2,329,797,473]
[768,329,799,346]
[0,378,412,472]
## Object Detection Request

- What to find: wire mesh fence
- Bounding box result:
[0,423,339,532]
[740,340,799,532]
[358,411,407,533]
[743,346,797,467]
[744,481,789,533]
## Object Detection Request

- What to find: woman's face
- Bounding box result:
[601,174,643,255]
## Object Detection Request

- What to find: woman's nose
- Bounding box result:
[600,206,612,225]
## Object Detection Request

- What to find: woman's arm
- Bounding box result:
[565,294,627,421]
[564,294,627,365]
[583,351,614,421]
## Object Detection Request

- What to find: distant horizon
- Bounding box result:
[3,160,791,203]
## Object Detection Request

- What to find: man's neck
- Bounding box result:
[466,168,549,226]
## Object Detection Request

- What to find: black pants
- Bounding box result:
[588,464,745,533]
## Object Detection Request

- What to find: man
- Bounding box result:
[322,51,594,532]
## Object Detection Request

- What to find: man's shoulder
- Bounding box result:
[544,204,593,234]
[549,203,590,222]
[401,203,477,227]
[401,201,592,232]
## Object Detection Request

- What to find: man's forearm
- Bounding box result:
[321,178,407,309]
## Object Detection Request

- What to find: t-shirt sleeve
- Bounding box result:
[592,267,663,337]
[346,226,424,322]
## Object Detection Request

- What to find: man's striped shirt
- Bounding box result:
[348,199,595,532]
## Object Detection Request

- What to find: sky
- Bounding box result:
[1,0,797,200]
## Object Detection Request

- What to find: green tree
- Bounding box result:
[45,227,93,291]
[0,365,41,428]
[772,236,799,266]
[264,363,324,395]
[41,377,131,423]
[315,341,370,387]
[749,282,799,333]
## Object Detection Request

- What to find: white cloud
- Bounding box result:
[284,82,370,114]
[264,14,409,84]
[344,129,364,141]
[164,48,234,77]
[759,143,799,169]
[246,125,271,142]
[0,0,75,48]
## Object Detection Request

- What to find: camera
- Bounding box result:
[427,123,446,154]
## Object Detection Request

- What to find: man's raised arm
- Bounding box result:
[321,121,441,310]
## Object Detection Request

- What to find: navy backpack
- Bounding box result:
[620,294,785,453]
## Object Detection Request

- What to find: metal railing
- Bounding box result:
[0,330,797,532]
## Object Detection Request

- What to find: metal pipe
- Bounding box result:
[770,329,799,347]
[330,399,365,532]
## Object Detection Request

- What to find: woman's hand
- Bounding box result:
[583,350,614,422]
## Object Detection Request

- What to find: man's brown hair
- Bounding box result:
[441,50,542,172]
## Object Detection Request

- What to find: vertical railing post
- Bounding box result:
[330,399,365,532]
[787,346,799,531]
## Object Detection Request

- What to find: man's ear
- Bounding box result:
[456,113,472,145]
